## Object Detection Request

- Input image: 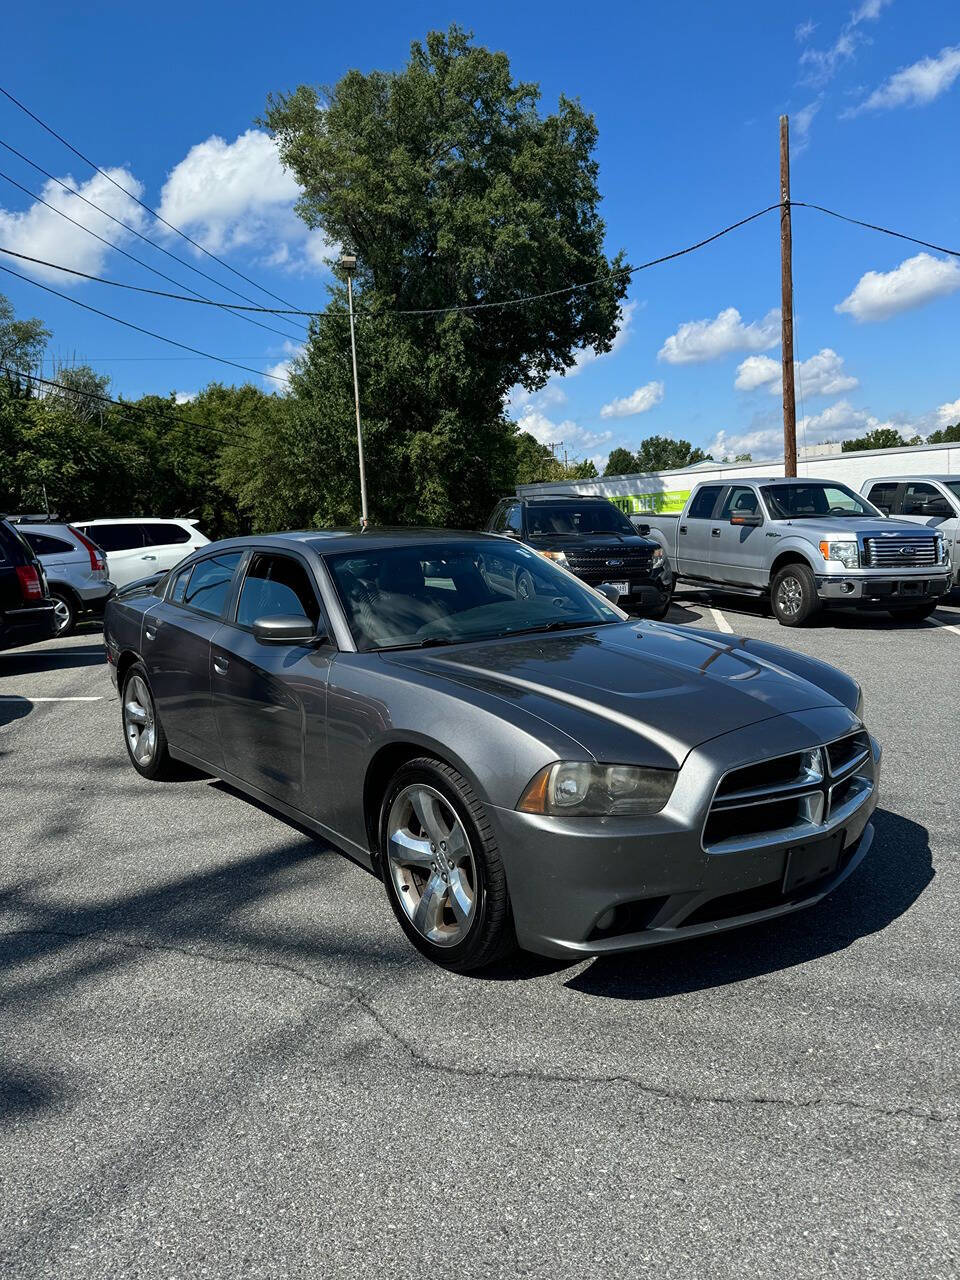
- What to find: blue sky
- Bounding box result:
[1,0,958,464]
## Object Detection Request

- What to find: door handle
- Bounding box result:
[679,525,687,535]
[711,528,722,537]
[213,656,229,675]
[145,626,156,641]
[141,554,158,561]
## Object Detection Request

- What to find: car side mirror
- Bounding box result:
[633,522,651,536]
[252,614,324,645]
[596,582,621,604]
[730,513,762,527]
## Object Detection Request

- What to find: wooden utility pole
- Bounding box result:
[779,115,797,477]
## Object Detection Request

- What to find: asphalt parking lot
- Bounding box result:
[2,597,958,1279]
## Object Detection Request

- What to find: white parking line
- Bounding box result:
[708,606,734,634]
[0,696,103,702]
[923,616,960,638]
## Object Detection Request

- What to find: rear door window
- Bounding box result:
[23,532,76,556]
[236,553,322,628]
[867,483,899,514]
[687,486,722,519]
[85,523,145,552]
[182,552,243,618]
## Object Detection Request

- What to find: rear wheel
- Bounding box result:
[771,563,819,627]
[50,590,76,637]
[891,602,938,622]
[121,663,176,780]
[380,757,515,971]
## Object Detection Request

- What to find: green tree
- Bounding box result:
[634,435,710,473]
[262,25,628,527]
[0,292,50,390]
[927,422,960,444]
[566,457,598,480]
[513,431,563,485]
[604,446,638,477]
[841,427,918,453]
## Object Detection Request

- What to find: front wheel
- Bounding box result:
[771,564,819,627]
[50,590,76,637]
[891,602,938,622]
[380,758,515,971]
[639,592,672,621]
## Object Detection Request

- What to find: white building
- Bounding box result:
[519,440,960,514]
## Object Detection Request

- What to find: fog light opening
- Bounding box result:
[595,908,616,932]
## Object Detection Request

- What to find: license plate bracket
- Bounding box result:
[606,580,630,595]
[782,832,844,895]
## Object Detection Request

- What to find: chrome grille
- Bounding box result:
[703,731,872,853]
[863,535,938,567]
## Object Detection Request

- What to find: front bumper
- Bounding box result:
[816,573,951,606]
[488,709,880,959]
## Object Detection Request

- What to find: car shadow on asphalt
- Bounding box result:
[679,589,960,632]
[0,641,105,675]
[0,696,32,729]
[564,808,932,1000]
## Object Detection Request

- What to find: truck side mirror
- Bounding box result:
[730,513,762,527]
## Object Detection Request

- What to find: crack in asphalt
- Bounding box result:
[2,925,956,1126]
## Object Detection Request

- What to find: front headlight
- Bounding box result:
[517,761,677,816]
[540,550,569,569]
[651,546,664,568]
[819,540,860,569]
[937,535,949,565]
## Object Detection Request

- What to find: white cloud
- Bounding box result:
[158,129,336,271]
[0,169,147,284]
[795,19,817,42]
[799,0,892,86]
[735,348,858,397]
[262,340,304,388]
[516,407,612,453]
[836,253,960,322]
[599,380,664,419]
[792,97,822,151]
[658,307,780,365]
[936,397,960,427]
[707,398,898,460]
[174,391,196,404]
[851,45,960,113]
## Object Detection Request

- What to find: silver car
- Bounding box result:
[103,529,880,972]
[18,523,114,636]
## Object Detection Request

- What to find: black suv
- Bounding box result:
[0,517,58,650]
[484,494,672,617]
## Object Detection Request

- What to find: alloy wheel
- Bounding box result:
[776,575,802,618]
[52,597,72,633]
[386,783,478,947]
[124,675,156,766]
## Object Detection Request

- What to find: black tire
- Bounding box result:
[890,602,938,622]
[379,756,516,972]
[771,563,819,627]
[639,592,672,621]
[121,662,177,780]
[49,589,77,637]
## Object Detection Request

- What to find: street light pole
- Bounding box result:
[341,252,369,527]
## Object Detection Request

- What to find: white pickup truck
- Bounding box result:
[860,475,960,589]
[640,476,952,626]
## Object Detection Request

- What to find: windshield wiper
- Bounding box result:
[500,617,614,638]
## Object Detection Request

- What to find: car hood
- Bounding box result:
[382,621,853,768]
[525,532,656,550]
[780,516,936,537]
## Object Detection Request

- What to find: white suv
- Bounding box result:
[74,518,210,588]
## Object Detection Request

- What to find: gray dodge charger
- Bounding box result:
[103,529,881,971]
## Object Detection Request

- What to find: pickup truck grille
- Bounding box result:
[565,549,653,578]
[862,535,938,567]
[703,730,873,852]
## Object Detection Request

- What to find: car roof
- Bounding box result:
[17,523,79,536]
[698,476,859,488]
[193,528,506,556]
[77,516,197,525]
[864,475,956,484]
[521,494,615,504]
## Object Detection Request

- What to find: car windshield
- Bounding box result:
[761,483,877,519]
[325,540,623,651]
[943,481,960,504]
[526,502,635,536]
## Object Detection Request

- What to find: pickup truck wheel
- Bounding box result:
[771,564,819,627]
[891,602,938,622]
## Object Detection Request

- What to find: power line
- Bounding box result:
[0,136,309,337]
[0,261,290,384]
[0,85,308,314]
[0,167,308,344]
[0,364,256,442]
[793,202,960,259]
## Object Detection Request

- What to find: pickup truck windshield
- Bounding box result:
[527,503,635,536]
[761,483,875,519]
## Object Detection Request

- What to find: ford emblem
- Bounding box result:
[606,559,623,567]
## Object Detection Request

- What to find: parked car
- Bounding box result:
[861,476,960,589]
[104,528,879,971]
[0,517,58,650]
[484,494,672,617]
[643,477,952,626]
[73,518,209,589]
[17,523,113,635]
